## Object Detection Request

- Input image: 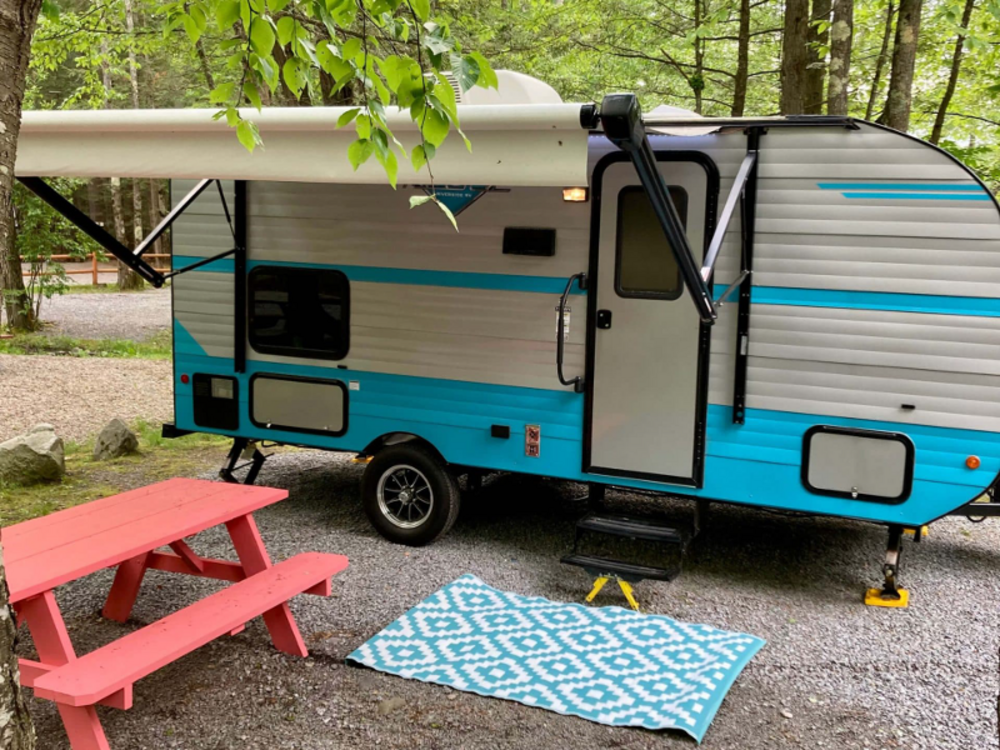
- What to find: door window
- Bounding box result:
[615,186,689,300]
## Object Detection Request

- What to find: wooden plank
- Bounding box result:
[145,552,245,582]
[4,480,287,603]
[168,540,207,573]
[33,552,348,708]
[20,661,132,710]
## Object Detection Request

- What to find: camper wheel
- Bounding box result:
[361,443,461,546]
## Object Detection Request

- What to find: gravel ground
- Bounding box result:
[0,354,172,442]
[24,451,1000,750]
[39,288,171,341]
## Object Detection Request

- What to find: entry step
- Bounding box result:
[560,553,680,583]
[576,513,688,546]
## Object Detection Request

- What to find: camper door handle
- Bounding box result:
[557,272,586,393]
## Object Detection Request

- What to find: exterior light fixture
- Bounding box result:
[563,187,588,202]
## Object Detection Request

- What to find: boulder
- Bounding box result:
[93,418,139,460]
[0,424,65,485]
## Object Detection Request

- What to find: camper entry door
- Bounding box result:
[586,156,711,486]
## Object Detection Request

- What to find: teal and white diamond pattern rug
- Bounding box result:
[346,574,765,742]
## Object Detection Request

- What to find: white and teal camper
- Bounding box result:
[16,73,1000,601]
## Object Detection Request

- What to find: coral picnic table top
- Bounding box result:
[2,478,288,604]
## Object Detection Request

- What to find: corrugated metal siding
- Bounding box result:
[249,281,585,390]
[173,270,234,359]
[171,179,236,259]
[741,304,1000,431]
[249,181,590,278]
[244,181,588,390]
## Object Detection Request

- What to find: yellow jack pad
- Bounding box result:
[864,588,910,608]
[903,525,929,538]
[585,577,641,611]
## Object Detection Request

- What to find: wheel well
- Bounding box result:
[361,433,448,466]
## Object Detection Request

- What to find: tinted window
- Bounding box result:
[248,266,349,360]
[616,186,689,299]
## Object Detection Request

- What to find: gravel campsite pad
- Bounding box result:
[0,354,172,442]
[22,451,1000,750]
[40,288,171,342]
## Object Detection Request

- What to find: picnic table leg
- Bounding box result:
[19,592,111,750]
[103,552,151,623]
[225,514,308,658]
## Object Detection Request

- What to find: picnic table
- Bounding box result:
[3,478,348,750]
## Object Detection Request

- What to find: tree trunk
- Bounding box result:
[884,0,922,132]
[0,2,43,336]
[780,0,810,114]
[692,0,704,114]
[865,0,895,120]
[804,0,832,113]
[827,0,854,115]
[0,0,42,735]
[732,0,751,116]
[147,178,160,256]
[929,0,975,145]
[118,0,143,290]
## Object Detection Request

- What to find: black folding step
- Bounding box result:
[575,513,688,546]
[560,553,680,583]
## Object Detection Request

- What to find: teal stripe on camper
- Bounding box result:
[842,192,991,201]
[173,255,235,273]
[752,287,1000,317]
[171,255,584,295]
[817,183,983,192]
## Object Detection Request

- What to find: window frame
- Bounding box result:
[614,184,690,301]
[247,265,351,361]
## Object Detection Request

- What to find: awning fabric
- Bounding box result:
[15,104,591,187]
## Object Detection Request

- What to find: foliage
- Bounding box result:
[160,0,497,220]
[5,180,100,331]
[0,330,172,359]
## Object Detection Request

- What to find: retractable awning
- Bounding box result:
[15,104,591,187]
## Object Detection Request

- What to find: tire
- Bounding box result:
[361,443,461,546]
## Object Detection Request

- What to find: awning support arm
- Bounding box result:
[598,93,717,324]
[17,176,166,288]
[133,178,213,257]
[700,152,757,283]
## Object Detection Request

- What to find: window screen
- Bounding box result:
[615,186,689,299]
[248,266,349,360]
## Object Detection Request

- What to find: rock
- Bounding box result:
[377,696,406,716]
[93,418,139,460]
[0,424,65,485]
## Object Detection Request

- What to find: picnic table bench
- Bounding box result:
[4,478,348,750]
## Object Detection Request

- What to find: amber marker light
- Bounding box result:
[967,455,981,470]
[563,187,589,202]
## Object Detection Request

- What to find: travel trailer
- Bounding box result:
[16,72,1000,603]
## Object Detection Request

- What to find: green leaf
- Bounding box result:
[376,147,398,188]
[282,58,308,98]
[410,0,431,21]
[41,0,60,21]
[209,82,236,104]
[245,82,263,111]
[379,55,403,91]
[468,52,497,89]
[355,114,371,140]
[236,118,261,152]
[410,143,434,172]
[342,37,362,62]
[337,108,361,128]
[347,138,375,171]
[420,108,450,148]
[250,17,276,57]
[276,16,296,47]
[317,42,354,81]
[270,0,293,10]
[434,198,459,231]
[409,195,434,208]
[183,15,203,44]
[216,0,240,30]
[450,53,480,93]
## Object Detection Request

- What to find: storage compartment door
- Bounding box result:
[251,375,347,436]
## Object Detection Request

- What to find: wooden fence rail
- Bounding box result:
[21,253,171,285]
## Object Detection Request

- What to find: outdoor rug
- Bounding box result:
[346,574,765,742]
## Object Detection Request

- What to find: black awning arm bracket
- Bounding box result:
[17,176,167,288]
[598,93,717,324]
[732,126,763,425]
